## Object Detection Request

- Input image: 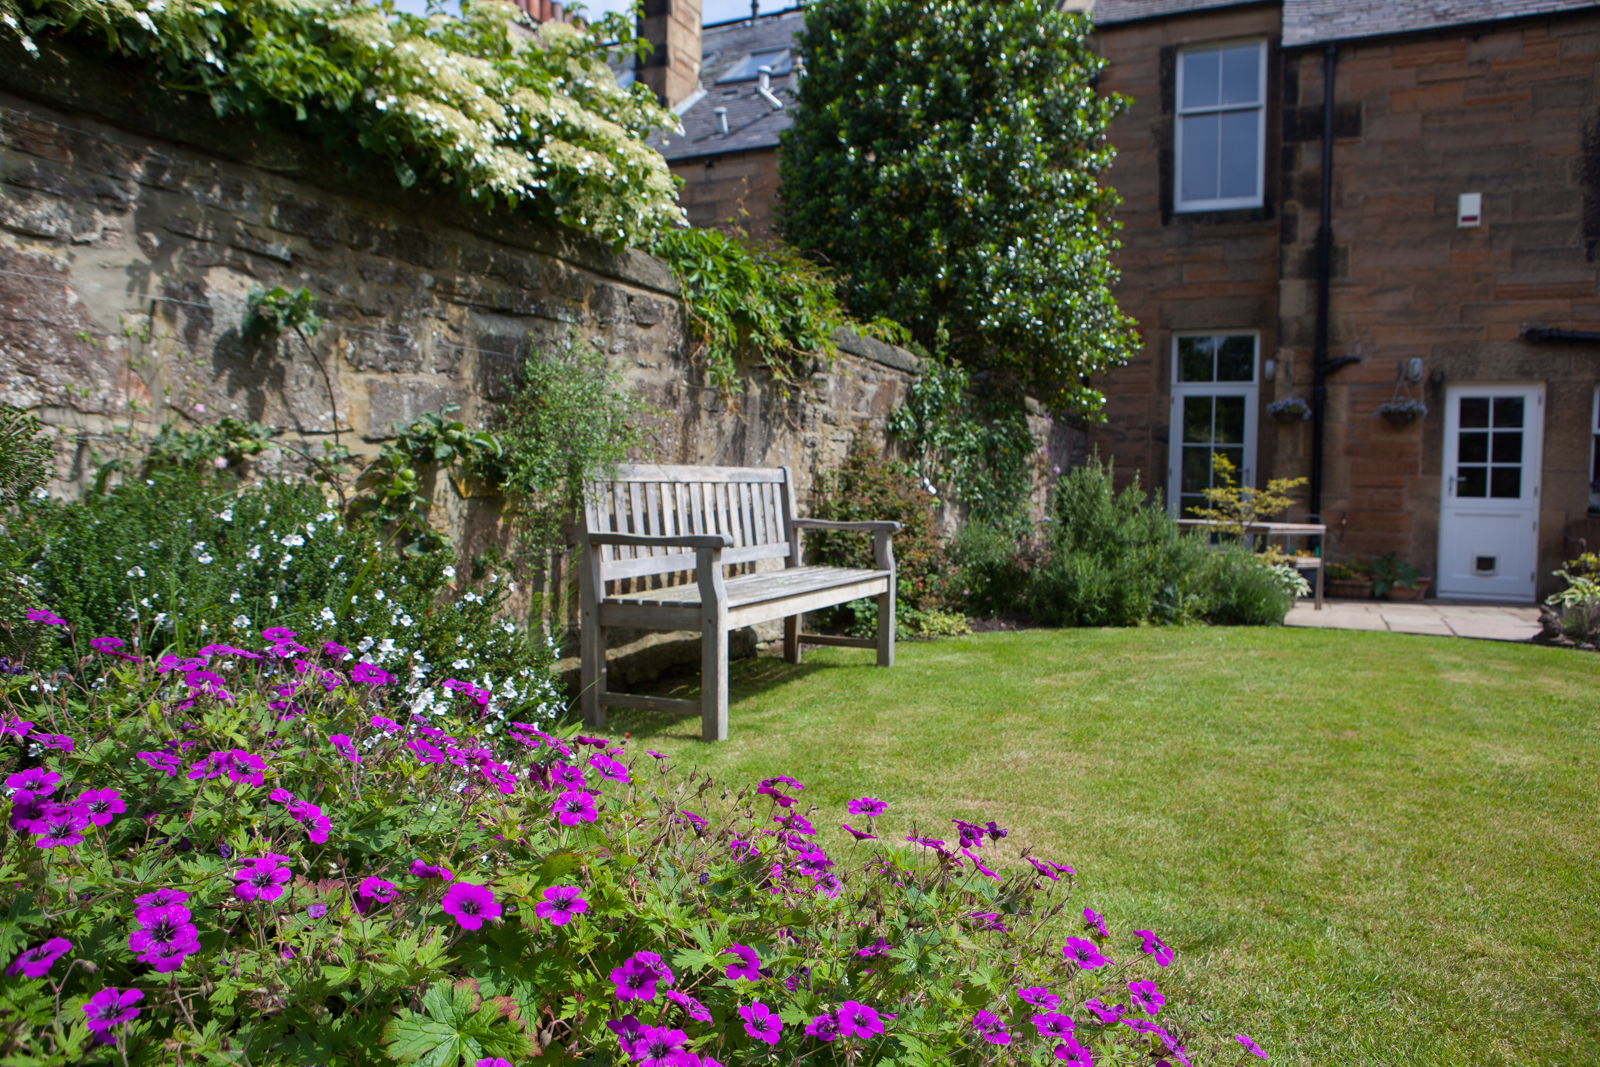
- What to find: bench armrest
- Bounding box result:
[588,533,734,549]
[791,519,902,534]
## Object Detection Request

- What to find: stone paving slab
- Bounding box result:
[1284,599,1540,642]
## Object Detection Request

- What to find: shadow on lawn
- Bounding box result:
[600,654,829,741]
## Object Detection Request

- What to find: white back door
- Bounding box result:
[1437,384,1544,602]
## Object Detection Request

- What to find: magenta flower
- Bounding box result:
[262,627,297,641]
[26,608,66,626]
[847,797,886,817]
[554,790,598,826]
[351,663,393,685]
[1236,1034,1267,1060]
[984,820,1007,842]
[838,1000,884,1039]
[371,716,400,733]
[952,819,984,848]
[610,956,662,1001]
[187,749,266,788]
[440,882,501,931]
[356,877,400,913]
[136,751,181,776]
[31,804,90,849]
[329,734,361,764]
[1033,1012,1076,1039]
[1063,937,1110,969]
[89,636,139,661]
[287,799,331,844]
[409,860,454,880]
[76,788,124,827]
[1135,930,1174,967]
[804,1013,841,1041]
[723,942,760,980]
[270,788,294,803]
[841,822,877,840]
[1085,999,1121,1024]
[157,654,204,673]
[1019,986,1060,1011]
[1027,856,1063,880]
[133,887,188,912]
[475,1059,513,1067]
[1128,979,1164,1016]
[198,643,262,659]
[972,1009,1010,1045]
[1053,1037,1094,1066]
[408,739,445,765]
[128,905,199,972]
[6,767,59,796]
[0,714,34,738]
[7,937,71,978]
[322,640,349,658]
[232,856,292,902]
[856,937,891,958]
[633,1025,690,1067]
[605,1014,646,1052]
[1083,907,1107,936]
[30,732,74,752]
[550,762,587,789]
[756,777,802,808]
[962,848,998,879]
[588,754,630,784]
[739,1001,783,1044]
[534,884,588,926]
[665,989,711,1022]
[82,988,143,1032]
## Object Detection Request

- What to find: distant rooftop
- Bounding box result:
[1089,0,1600,45]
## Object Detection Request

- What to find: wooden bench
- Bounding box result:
[578,463,900,741]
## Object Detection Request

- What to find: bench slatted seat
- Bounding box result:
[579,463,900,741]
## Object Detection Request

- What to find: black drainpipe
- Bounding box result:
[1309,43,1337,519]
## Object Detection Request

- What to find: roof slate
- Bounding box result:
[1090,0,1264,26]
[647,10,805,163]
[1281,0,1600,46]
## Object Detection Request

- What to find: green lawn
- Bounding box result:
[615,627,1600,1067]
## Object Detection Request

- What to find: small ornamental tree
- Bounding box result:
[778,0,1139,412]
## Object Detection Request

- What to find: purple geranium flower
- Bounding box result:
[1135,930,1175,967]
[31,804,90,849]
[128,904,199,972]
[554,790,598,826]
[1054,1037,1094,1066]
[805,1013,841,1041]
[137,751,181,777]
[838,1000,883,1039]
[723,942,761,980]
[1033,1012,1076,1039]
[408,739,445,765]
[6,767,60,796]
[410,860,454,881]
[30,732,74,752]
[329,734,361,763]
[857,937,891,958]
[351,663,392,685]
[232,856,292,903]
[534,884,588,926]
[262,627,297,641]
[550,762,587,789]
[1083,907,1107,936]
[665,989,711,1022]
[371,716,400,733]
[1063,936,1110,969]
[7,937,71,978]
[1085,998,1121,1024]
[82,988,143,1032]
[588,754,630,784]
[90,636,139,661]
[972,1009,1010,1045]
[133,888,188,913]
[841,822,877,840]
[1129,979,1164,1016]
[287,799,331,844]
[0,713,34,738]
[983,820,1007,843]
[847,797,887,817]
[952,819,984,848]
[76,788,124,827]
[440,882,500,931]
[962,848,998,879]
[26,608,66,626]
[1236,1034,1268,1060]
[1019,986,1060,1011]
[322,641,349,658]
[610,956,662,1001]
[633,1025,691,1067]
[739,1001,783,1044]
[355,877,399,914]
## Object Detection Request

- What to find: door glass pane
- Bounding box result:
[1492,397,1524,428]
[1491,431,1522,464]
[1457,466,1487,497]
[1215,396,1246,444]
[1182,395,1214,442]
[1490,467,1522,498]
[1182,48,1220,109]
[1459,397,1489,427]
[1181,446,1212,494]
[1217,336,1255,381]
[1180,114,1221,203]
[1215,446,1244,480]
[1221,44,1260,104]
[1458,432,1488,463]
[1218,110,1261,199]
[1178,337,1216,383]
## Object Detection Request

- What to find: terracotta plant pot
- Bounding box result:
[1385,578,1431,601]
[1326,578,1374,599]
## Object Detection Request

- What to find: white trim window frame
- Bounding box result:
[1175,39,1268,213]
[1168,332,1260,519]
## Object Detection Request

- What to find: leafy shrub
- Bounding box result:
[0,635,1252,1066]
[1547,560,1600,644]
[947,524,1045,619]
[1195,542,1295,626]
[0,405,53,508]
[0,470,557,715]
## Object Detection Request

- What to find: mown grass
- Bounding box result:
[614,627,1600,1067]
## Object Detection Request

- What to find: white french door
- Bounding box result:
[1168,333,1259,518]
[1437,384,1544,602]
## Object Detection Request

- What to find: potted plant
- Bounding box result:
[1376,399,1428,426]
[1371,552,1431,600]
[1325,560,1375,599]
[1267,397,1311,424]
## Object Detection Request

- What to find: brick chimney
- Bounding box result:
[637,0,702,109]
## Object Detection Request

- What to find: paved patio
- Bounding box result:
[1285,598,1541,642]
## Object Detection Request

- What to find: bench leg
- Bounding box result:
[876,591,895,667]
[580,621,607,729]
[702,622,729,742]
[784,614,802,664]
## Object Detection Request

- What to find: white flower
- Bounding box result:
[317,511,336,523]
[443,565,456,579]
[32,487,48,500]
[191,541,207,557]
[229,591,241,603]
[357,636,376,653]
[216,509,233,522]
[126,566,145,578]
[399,614,413,627]
[501,620,516,634]
[452,658,471,669]
[269,595,279,609]
[379,638,396,654]
[280,533,305,547]
[374,590,385,601]
[320,607,336,622]
[246,544,261,560]
[197,553,214,565]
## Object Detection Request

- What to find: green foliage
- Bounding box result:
[1198,542,1296,626]
[0,405,53,508]
[244,285,325,340]
[778,0,1138,410]
[0,650,1222,1065]
[1548,562,1600,643]
[354,405,505,550]
[888,358,1037,530]
[1369,552,1421,597]
[143,417,274,473]
[1193,453,1306,535]
[0,0,682,247]
[946,523,1043,619]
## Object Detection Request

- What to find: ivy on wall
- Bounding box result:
[0,0,684,248]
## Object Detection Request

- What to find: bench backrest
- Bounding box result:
[583,463,798,581]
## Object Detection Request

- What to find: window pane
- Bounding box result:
[1181,446,1212,493]
[1180,114,1221,203]
[1182,395,1214,443]
[1220,44,1261,105]
[1214,397,1246,444]
[1182,48,1220,109]
[1178,336,1216,382]
[1179,494,1206,520]
[1490,466,1522,498]
[1491,431,1522,464]
[1217,336,1255,381]
[1492,397,1524,428]
[1215,446,1245,482]
[1218,109,1261,200]
[1457,466,1487,497]
[1459,398,1490,428]
[1458,432,1488,463]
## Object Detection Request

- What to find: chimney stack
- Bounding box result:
[637,0,702,110]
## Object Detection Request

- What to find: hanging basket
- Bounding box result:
[1267,397,1311,424]
[1376,401,1427,426]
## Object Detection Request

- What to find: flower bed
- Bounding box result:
[0,623,1263,1065]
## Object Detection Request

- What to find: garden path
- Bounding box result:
[1284,598,1541,641]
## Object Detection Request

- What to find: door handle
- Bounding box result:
[1448,476,1455,498]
